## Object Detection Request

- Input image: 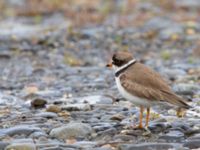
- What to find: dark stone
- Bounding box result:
[31,98,47,108]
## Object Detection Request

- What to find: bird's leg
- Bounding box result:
[145,107,150,127]
[138,106,144,129]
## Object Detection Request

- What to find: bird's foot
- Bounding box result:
[125,123,144,130]
[176,108,186,118]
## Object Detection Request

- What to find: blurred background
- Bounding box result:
[0,0,200,67]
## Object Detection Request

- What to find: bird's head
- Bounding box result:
[106,52,134,70]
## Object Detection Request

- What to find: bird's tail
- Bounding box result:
[161,90,191,109]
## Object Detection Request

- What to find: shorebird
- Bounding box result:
[107,51,191,128]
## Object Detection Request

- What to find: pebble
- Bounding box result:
[5,143,36,150]
[31,98,47,108]
[50,122,93,139]
[46,105,62,113]
[110,113,125,121]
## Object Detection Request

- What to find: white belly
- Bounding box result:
[115,77,153,107]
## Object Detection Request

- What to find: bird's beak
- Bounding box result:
[106,62,113,68]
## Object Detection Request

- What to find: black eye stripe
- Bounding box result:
[113,59,125,66]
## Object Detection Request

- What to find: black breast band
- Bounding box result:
[115,60,137,77]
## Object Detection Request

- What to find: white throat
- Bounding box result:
[114,59,136,73]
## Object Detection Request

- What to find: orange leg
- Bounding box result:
[145,107,150,127]
[138,106,144,129]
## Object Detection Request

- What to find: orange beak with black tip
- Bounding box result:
[106,61,113,68]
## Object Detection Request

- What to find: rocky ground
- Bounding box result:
[0,0,200,150]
